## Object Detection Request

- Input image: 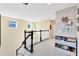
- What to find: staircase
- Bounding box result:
[16,30,49,56]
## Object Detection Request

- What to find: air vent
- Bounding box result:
[23,3,29,5]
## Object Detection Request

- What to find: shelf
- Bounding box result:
[55,40,76,48]
[55,35,76,38]
[55,47,76,56]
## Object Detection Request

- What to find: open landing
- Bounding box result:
[18,39,68,56]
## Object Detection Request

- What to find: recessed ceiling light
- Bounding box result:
[48,3,52,5]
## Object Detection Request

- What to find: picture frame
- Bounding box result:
[77,16,79,23]
[77,26,79,32]
[78,7,79,15]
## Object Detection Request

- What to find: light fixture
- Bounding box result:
[22,3,29,6]
[48,3,52,5]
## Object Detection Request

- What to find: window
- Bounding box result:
[8,20,17,29]
[27,23,32,29]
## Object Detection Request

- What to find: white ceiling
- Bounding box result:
[0,3,77,21]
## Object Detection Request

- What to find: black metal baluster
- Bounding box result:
[40,30,42,41]
[30,30,33,53]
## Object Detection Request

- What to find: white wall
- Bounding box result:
[55,5,76,37]
[77,4,79,56]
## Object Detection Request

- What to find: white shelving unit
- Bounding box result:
[55,35,77,56]
[55,40,76,48]
[55,47,76,56]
